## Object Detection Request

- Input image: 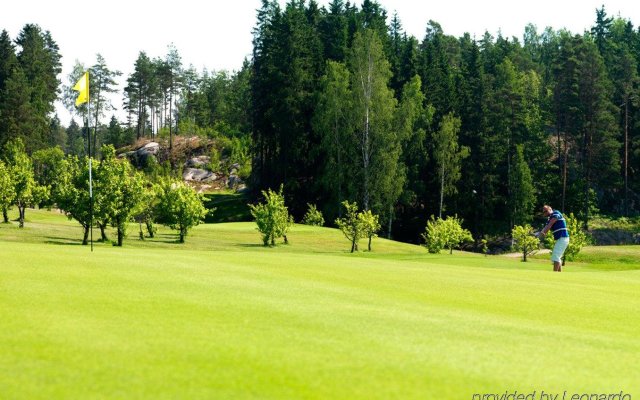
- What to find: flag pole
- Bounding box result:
[88,91,93,253]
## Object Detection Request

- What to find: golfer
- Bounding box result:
[538,205,570,272]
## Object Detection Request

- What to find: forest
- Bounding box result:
[1,0,639,244]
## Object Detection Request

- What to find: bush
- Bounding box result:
[335,201,362,253]
[359,210,381,251]
[511,224,540,262]
[302,203,324,226]
[249,185,293,246]
[155,180,208,243]
[422,215,472,254]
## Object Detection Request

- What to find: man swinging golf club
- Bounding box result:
[536,205,570,272]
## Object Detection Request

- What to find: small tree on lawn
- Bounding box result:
[442,216,473,254]
[99,145,147,246]
[0,161,15,223]
[4,138,48,228]
[359,209,381,251]
[544,213,589,263]
[422,215,472,254]
[511,224,540,262]
[335,201,363,253]
[422,216,446,253]
[248,185,293,246]
[55,155,95,245]
[302,203,324,226]
[155,180,208,243]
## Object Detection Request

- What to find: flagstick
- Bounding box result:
[88,97,93,253]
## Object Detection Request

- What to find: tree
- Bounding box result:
[302,203,324,226]
[422,215,472,254]
[32,146,65,209]
[349,28,398,212]
[313,60,355,219]
[98,145,146,246]
[89,54,122,153]
[335,200,363,253]
[509,144,535,227]
[14,24,61,151]
[3,138,48,228]
[0,160,15,223]
[155,180,207,243]
[511,224,540,262]
[432,113,469,218]
[358,209,380,251]
[124,52,154,139]
[248,185,293,246]
[55,155,95,245]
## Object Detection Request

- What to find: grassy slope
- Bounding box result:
[1,209,639,399]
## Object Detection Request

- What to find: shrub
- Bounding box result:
[359,210,381,251]
[422,215,472,254]
[249,185,293,246]
[511,224,540,262]
[302,203,325,226]
[155,180,208,243]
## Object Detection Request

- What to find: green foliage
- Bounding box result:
[54,155,94,244]
[248,185,293,246]
[543,213,590,261]
[0,161,15,222]
[155,180,208,243]
[509,145,535,226]
[359,210,381,251]
[433,113,469,217]
[3,138,48,227]
[97,145,147,246]
[302,203,325,227]
[208,147,221,172]
[334,201,382,252]
[511,224,540,262]
[422,215,472,254]
[335,201,363,253]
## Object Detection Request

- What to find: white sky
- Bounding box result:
[2,0,639,126]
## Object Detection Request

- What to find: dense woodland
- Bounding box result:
[1,0,640,244]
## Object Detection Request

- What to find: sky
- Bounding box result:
[2,0,639,125]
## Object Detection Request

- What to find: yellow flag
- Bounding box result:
[73,71,89,106]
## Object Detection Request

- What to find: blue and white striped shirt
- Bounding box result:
[548,210,570,240]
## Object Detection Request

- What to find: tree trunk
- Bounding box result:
[439,157,445,219]
[387,205,392,239]
[368,235,372,251]
[18,205,25,228]
[624,99,629,216]
[351,237,356,253]
[146,220,155,238]
[99,222,108,242]
[117,226,124,247]
[2,207,8,223]
[82,225,89,245]
[179,226,186,243]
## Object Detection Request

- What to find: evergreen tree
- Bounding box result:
[509,144,535,226]
[14,24,61,150]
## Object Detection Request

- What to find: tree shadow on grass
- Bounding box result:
[235,243,268,248]
[44,236,85,246]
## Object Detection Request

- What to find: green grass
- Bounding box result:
[1,209,640,399]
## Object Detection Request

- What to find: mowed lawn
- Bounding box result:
[1,209,639,399]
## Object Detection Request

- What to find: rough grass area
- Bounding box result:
[1,209,639,399]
